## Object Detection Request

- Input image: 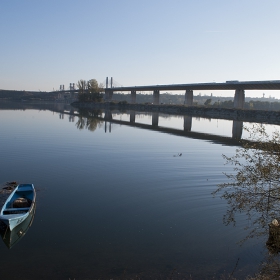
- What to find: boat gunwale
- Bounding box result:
[0,184,36,230]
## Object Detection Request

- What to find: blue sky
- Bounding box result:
[1,0,280,97]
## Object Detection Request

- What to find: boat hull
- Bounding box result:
[0,212,29,231]
[0,204,36,249]
[0,184,36,231]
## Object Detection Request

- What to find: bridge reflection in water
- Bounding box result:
[0,102,263,145]
[10,102,253,146]
[90,110,244,146]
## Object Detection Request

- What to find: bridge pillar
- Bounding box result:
[104,110,112,133]
[131,90,136,104]
[106,77,109,88]
[105,121,111,133]
[234,89,245,109]
[152,112,159,127]
[153,90,160,105]
[105,89,109,100]
[130,111,135,123]
[104,110,112,121]
[232,121,243,140]
[184,116,192,132]
[105,89,113,101]
[184,90,193,106]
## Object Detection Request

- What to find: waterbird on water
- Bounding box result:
[173,153,182,157]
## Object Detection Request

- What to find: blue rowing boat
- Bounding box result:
[0,203,36,249]
[0,184,36,231]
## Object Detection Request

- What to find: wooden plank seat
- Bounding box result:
[3,208,30,214]
[16,188,33,192]
[6,208,30,211]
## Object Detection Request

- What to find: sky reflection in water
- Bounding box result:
[0,104,278,279]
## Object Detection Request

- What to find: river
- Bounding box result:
[0,102,278,279]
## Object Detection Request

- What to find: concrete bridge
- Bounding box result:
[104,80,280,109]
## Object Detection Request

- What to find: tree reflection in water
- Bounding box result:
[213,124,280,278]
[75,109,103,132]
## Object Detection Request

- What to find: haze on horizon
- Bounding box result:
[1,0,280,98]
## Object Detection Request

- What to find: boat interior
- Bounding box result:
[2,184,34,215]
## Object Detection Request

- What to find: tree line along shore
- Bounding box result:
[2,88,280,111]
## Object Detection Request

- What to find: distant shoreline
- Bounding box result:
[72,101,280,125]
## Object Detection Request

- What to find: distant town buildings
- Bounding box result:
[56,91,78,102]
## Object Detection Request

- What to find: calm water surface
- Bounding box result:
[0,103,275,279]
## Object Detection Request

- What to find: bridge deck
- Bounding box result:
[108,80,280,91]
[50,80,280,94]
